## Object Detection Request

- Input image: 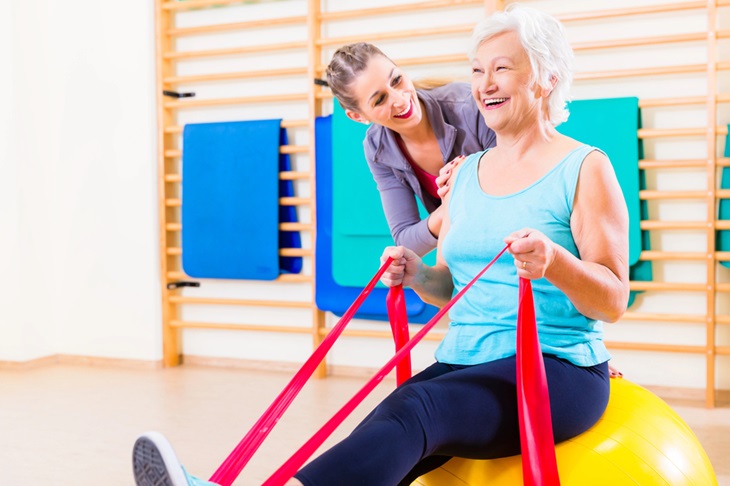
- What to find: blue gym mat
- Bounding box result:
[182,119,300,280]
[315,115,438,323]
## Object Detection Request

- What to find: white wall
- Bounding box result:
[0,0,161,362]
[0,0,725,392]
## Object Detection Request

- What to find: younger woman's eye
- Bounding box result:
[392,75,402,86]
[374,94,385,106]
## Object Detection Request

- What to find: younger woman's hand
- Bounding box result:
[436,155,465,199]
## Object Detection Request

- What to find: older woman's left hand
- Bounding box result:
[504,228,557,279]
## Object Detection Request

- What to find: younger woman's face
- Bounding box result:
[345,55,422,132]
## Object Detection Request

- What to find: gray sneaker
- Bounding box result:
[132,431,218,486]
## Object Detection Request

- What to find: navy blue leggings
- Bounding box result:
[294,355,609,486]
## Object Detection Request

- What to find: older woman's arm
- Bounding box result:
[506,150,630,322]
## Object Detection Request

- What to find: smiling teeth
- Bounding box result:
[485,98,507,105]
[395,101,411,117]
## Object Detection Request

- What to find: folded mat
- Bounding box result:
[331,103,435,289]
[717,126,730,268]
[182,119,301,279]
[557,97,651,307]
[316,115,438,323]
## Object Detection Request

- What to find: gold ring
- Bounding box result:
[522,261,527,269]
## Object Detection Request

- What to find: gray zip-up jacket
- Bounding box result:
[363,82,496,256]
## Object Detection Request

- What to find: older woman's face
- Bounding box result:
[344,55,422,131]
[471,31,542,133]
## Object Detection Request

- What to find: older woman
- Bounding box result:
[132,5,628,486]
[290,4,629,485]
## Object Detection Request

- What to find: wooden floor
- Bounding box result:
[0,363,728,486]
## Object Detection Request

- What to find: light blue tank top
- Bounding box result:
[437,145,611,367]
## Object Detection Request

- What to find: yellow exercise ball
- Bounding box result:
[413,379,717,486]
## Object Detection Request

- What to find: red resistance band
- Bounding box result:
[212,245,561,486]
[208,257,394,486]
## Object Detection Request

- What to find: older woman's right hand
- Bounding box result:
[379,246,422,288]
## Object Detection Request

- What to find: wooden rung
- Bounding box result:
[621,311,705,323]
[318,0,482,21]
[716,346,730,355]
[639,159,706,169]
[554,2,705,23]
[575,64,705,81]
[640,250,706,261]
[280,222,312,231]
[572,32,705,52]
[164,93,308,109]
[277,274,313,283]
[165,271,312,283]
[637,127,706,139]
[718,158,730,168]
[164,67,308,85]
[166,16,306,36]
[280,171,311,180]
[169,295,312,309]
[716,189,730,200]
[640,220,708,230]
[163,41,307,61]
[316,24,474,47]
[166,247,312,258]
[714,283,730,293]
[639,96,706,108]
[604,341,706,353]
[318,327,446,343]
[280,248,312,257]
[164,171,311,184]
[169,320,310,333]
[716,221,730,230]
[280,145,308,154]
[316,53,469,74]
[166,223,182,232]
[280,196,312,206]
[164,119,308,134]
[716,93,730,104]
[165,198,182,207]
[162,0,282,10]
[640,189,709,200]
[629,281,706,291]
[715,251,730,261]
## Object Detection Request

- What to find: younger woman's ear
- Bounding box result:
[345,110,371,125]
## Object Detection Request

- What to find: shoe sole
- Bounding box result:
[132,432,189,486]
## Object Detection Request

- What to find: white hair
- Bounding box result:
[469,4,574,126]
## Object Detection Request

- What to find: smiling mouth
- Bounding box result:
[394,100,413,119]
[483,97,508,109]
